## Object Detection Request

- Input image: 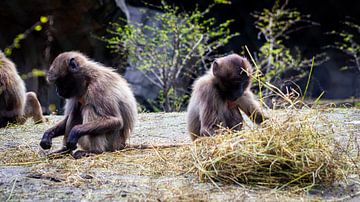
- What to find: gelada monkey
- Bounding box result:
[39,51,138,158]
[40,51,182,159]
[0,50,45,127]
[187,54,267,141]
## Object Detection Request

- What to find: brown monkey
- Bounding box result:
[187,54,267,141]
[40,51,139,158]
[0,51,46,127]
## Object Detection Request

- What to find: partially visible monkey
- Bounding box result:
[187,53,267,141]
[40,51,140,158]
[0,51,46,127]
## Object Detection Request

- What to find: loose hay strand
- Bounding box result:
[6,177,17,202]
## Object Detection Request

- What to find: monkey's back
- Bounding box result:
[0,55,26,119]
[74,64,137,151]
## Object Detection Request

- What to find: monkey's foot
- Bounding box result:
[72,150,96,159]
[39,139,52,150]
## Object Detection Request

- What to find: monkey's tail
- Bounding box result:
[126,143,190,149]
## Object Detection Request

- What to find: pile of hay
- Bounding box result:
[188,109,354,190]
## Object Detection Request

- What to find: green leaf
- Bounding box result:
[40,16,48,24]
[4,48,12,56]
[32,69,46,77]
[34,25,42,31]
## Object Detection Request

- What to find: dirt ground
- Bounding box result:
[0,109,359,201]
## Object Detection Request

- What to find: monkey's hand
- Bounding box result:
[40,132,53,150]
[66,129,79,151]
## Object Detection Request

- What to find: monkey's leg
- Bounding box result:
[24,92,46,124]
[224,107,244,131]
[66,116,123,151]
[187,107,201,141]
[40,116,68,150]
[199,107,221,137]
[237,91,268,124]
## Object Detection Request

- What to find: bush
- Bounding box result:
[105,3,238,112]
[251,0,328,103]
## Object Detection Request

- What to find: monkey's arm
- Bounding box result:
[237,90,267,124]
[66,116,123,150]
[40,116,68,149]
[199,101,222,136]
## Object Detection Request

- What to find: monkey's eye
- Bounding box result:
[68,58,79,72]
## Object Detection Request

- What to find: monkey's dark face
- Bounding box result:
[213,54,252,101]
[54,73,88,99]
[48,53,89,99]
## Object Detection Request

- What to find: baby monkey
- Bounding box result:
[187,54,267,141]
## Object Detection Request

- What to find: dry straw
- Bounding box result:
[187,109,356,191]
[185,47,359,191]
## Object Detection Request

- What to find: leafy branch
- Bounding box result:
[251,0,328,101]
[105,3,238,111]
[4,16,50,56]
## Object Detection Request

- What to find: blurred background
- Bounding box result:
[0,0,359,113]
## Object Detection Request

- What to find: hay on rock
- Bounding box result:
[188,110,351,190]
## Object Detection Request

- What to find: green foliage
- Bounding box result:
[327,21,360,97]
[34,25,42,31]
[213,0,231,4]
[158,88,190,112]
[1,16,50,82]
[4,16,49,56]
[252,0,327,99]
[48,104,57,114]
[40,16,48,24]
[21,68,46,80]
[106,4,237,112]
[328,21,360,72]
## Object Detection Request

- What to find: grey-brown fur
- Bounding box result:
[187,54,267,141]
[0,51,45,127]
[40,51,137,158]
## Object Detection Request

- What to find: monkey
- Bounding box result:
[187,53,267,141]
[23,92,46,123]
[0,50,46,128]
[39,52,187,158]
[39,51,142,159]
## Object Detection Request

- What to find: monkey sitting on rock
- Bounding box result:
[0,51,46,127]
[39,51,138,159]
[187,53,267,141]
[40,51,189,158]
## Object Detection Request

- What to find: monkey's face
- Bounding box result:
[47,52,89,99]
[213,54,251,101]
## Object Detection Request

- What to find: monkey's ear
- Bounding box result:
[212,61,221,77]
[242,58,253,76]
[68,58,79,72]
